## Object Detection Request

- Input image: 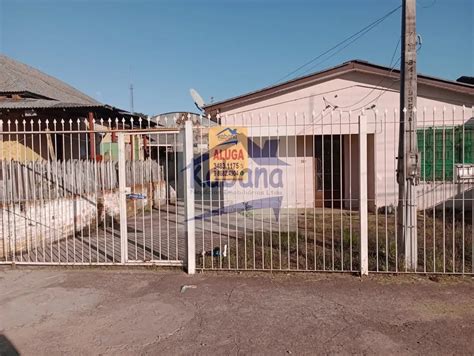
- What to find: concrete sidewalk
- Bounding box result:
[0,268,472,355]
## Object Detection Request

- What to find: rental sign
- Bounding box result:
[209,127,248,181]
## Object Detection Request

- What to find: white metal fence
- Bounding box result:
[0,118,183,265]
[190,107,473,274]
[0,107,472,275]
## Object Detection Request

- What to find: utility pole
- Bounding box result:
[397,0,419,270]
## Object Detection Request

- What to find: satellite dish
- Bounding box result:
[190,88,205,111]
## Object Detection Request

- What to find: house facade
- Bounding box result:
[204,60,474,211]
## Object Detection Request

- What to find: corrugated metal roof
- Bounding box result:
[0,55,103,109]
[0,98,103,109]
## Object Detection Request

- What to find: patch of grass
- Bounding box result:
[197,209,472,273]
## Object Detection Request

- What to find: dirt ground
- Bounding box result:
[0,268,472,355]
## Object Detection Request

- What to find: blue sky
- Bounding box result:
[0,0,472,115]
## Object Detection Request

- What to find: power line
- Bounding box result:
[339,37,424,113]
[297,38,402,129]
[301,27,401,79]
[272,5,402,85]
[228,32,409,117]
[323,37,401,110]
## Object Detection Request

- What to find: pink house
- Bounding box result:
[203,60,474,211]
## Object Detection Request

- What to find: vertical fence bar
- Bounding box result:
[199,116,205,268]
[359,114,369,276]
[156,132,163,262]
[183,120,196,274]
[330,112,334,271]
[339,112,344,271]
[173,130,179,261]
[0,119,5,262]
[462,106,465,274]
[349,111,353,271]
[451,107,456,273]
[117,133,128,264]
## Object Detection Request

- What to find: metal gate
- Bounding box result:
[0,119,185,266]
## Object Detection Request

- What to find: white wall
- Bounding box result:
[0,183,171,257]
[222,156,315,209]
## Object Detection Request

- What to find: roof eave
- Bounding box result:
[203,61,352,111]
[203,60,474,113]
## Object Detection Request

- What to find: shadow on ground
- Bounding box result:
[0,334,20,356]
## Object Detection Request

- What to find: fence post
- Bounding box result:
[183,120,196,274]
[117,133,128,264]
[359,115,369,276]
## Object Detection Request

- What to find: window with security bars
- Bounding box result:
[417,125,474,181]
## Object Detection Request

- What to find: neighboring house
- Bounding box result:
[148,111,218,200]
[204,60,474,211]
[149,111,217,153]
[0,54,137,161]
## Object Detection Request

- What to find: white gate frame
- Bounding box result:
[117,133,128,264]
[359,115,369,276]
[183,121,196,274]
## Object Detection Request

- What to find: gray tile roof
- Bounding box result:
[0,55,103,109]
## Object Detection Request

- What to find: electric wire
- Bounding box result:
[273,5,402,85]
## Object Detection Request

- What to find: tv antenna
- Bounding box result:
[190,88,205,111]
[129,83,134,114]
[129,65,134,114]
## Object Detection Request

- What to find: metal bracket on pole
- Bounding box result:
[183,120,196,274]
[406,151,420,182]
[117,133,128,264]
[359,115,369,276]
